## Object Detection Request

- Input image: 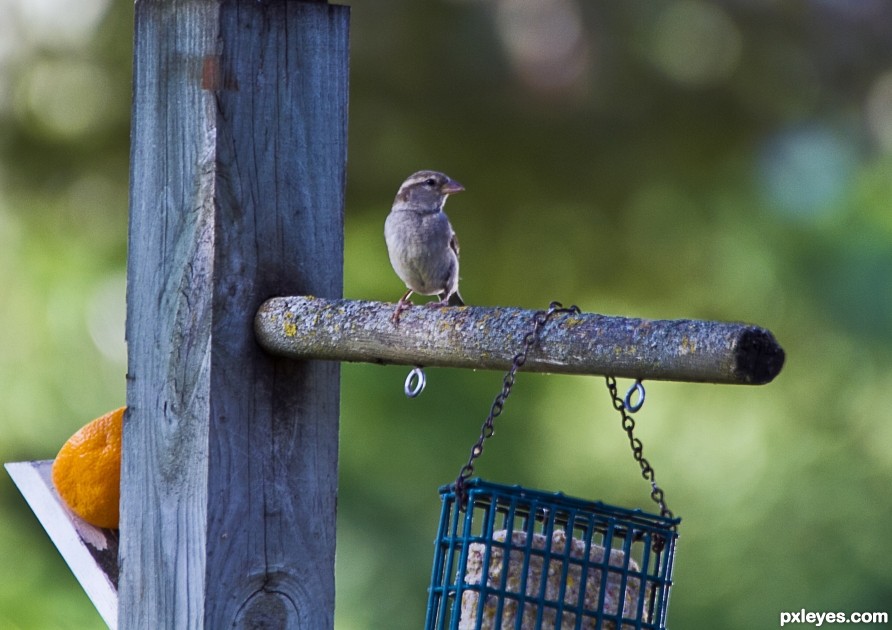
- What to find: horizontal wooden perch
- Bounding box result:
[255,296,784,385]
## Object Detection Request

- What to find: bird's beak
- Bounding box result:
[441,179,465,195]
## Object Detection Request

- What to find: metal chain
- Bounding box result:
[454,301,581,509]
[604,375,676,525]
[450,302,676,528]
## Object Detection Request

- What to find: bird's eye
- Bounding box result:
[424,178,437,187]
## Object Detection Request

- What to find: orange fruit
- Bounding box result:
[52,406,124,529]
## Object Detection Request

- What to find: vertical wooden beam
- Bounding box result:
[122,1,348,627]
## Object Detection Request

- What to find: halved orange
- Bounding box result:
[52,406,124,529]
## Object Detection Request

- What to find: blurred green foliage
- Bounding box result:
[2,0,891,628]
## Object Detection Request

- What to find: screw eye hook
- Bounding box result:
[624,379,646,413]
[405,367,427,398]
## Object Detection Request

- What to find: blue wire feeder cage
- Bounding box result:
[425,479,681,630]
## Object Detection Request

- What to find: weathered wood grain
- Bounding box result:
[122,1,348,628]
[255,296,785,385]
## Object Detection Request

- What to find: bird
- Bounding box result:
[384,170,465,322]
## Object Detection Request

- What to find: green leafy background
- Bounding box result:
[2,1,891,628]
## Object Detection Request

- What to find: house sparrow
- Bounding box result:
[385,170,465,322]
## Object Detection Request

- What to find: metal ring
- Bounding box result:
[624,380,645,413]
[404,367,426,398]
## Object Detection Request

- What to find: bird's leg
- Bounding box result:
[426,295,450,309]
[427,290,459,308]
[392,289,414,323]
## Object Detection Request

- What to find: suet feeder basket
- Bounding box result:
[423,305,681,629]
[425,479,679,630]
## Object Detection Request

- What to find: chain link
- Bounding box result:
[452,302,676,529]
[454,302,580,508]
[604,375,675,525]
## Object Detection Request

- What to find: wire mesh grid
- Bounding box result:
[425,479,680,630]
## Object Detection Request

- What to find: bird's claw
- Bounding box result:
[391,299,412,324]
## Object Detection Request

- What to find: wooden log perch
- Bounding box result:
[255,296,785,385]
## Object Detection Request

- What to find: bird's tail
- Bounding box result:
[443,290,464,307]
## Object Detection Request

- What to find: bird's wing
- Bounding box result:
[449,230,460,258]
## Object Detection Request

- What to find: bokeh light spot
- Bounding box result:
[495,0,591,93]
[16,0,110,47]
[0,4,24,67]
[86,273,127,365]
[649,0,742,87]
[758,125,859,221]
[866,70,892,153]
[15,59,113,139]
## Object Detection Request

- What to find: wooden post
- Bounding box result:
[122,1,348,628]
